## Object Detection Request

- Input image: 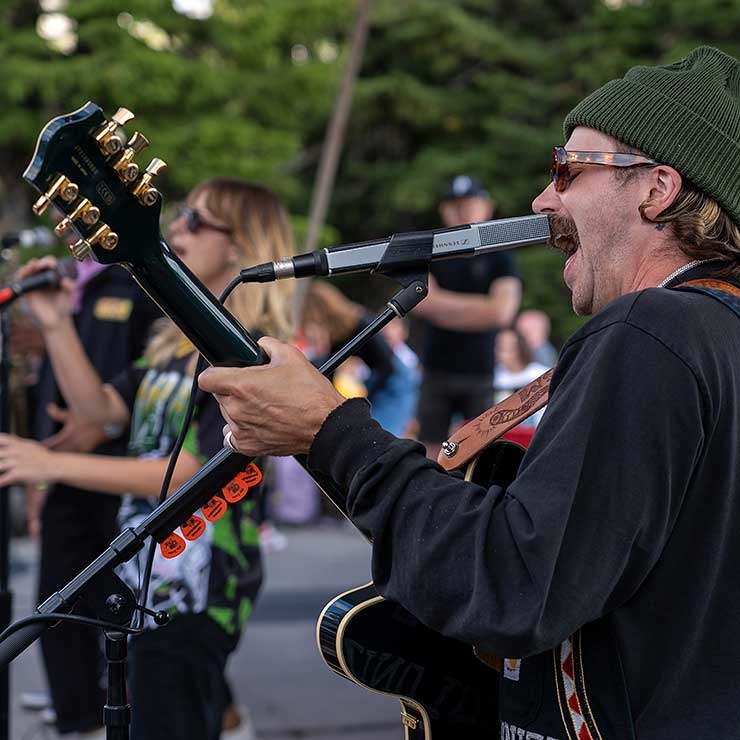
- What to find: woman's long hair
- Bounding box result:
[144,177,296,368]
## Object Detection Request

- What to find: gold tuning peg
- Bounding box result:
[145,158,167,177]
[70,238,92,261]
[54,198,101,235]
[70,223,118,260]
[32,174,79,216]
[89,223,119,251]
[94,107,135,156]
[111,108,135,127]
[131,158,167,206]
[112,131,150,182]
[127,131,149,154]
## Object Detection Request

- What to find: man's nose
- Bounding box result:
[531,182,558,214]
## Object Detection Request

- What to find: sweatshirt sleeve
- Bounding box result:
[307,316,705,657]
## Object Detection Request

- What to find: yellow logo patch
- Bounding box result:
[93,297,133,322]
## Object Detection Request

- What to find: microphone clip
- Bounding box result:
[374,229,434,276]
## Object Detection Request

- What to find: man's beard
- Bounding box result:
[548,214,581,258]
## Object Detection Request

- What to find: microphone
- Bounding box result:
[1,227,56,249]
[0,260,78,308]
[240,214,550,282]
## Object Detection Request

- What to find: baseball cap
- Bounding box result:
[442,175,491,201]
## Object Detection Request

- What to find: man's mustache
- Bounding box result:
[547,214,580,256]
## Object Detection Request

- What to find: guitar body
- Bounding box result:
[316,440,526,739]
[318,583,499,739]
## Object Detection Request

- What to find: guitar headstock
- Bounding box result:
[23,102,167,265]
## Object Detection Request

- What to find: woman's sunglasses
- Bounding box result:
[551,146,659,192]
[177,206,231,235]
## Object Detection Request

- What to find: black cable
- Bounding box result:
[0,613,143,644]
[134,274,243,628]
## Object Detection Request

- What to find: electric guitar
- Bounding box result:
[23,102,509,738]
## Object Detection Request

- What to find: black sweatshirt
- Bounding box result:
[307,267,740,739]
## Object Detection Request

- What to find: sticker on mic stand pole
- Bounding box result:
[221,462,262,503]
[201,495,228,522]
[159,463,262,559]
[160,531,187,559]
[180,514,207,541]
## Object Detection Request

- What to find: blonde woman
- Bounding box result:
[0,177,295,740]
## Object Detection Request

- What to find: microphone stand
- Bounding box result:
[0,268,428,739]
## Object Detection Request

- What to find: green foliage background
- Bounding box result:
[1,0,738,344]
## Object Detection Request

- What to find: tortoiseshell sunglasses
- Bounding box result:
[551,146,659,192]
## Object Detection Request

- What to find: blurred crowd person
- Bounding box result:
[298,279,395,385]
[514,308,558,366]
[2,177,294,740]
[369,317,420,438]
[16,239,160,736]
[413,175,521,458]
[492,326,550,430]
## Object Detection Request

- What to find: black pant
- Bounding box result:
[38,486,121,734]
[128,613,238,740]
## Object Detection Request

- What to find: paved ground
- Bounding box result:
[6,521,405,740]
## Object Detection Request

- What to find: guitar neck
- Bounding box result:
[125,237,264,367]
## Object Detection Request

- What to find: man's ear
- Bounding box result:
[639,165,683,221]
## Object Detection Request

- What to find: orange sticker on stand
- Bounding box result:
[242,462,263,487]
[222,463,263,503]
[201,495,227,522]
[180,514,207,541]
[160,532,186,559]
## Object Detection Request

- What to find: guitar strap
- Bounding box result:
[437,369,553,471]
[674,277,740,316]
[437,277,740,472]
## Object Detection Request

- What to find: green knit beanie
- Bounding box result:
[563,46,740,227]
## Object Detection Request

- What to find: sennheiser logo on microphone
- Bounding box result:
[435,237,471,249]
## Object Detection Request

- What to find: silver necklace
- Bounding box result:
[657,259,719,288]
